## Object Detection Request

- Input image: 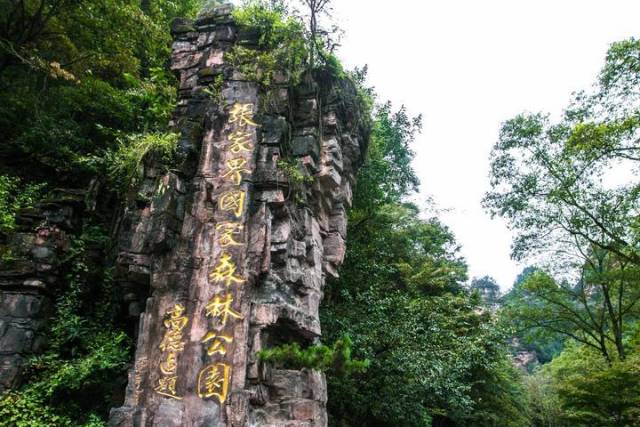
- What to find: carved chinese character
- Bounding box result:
[155,375,181,400]
[205,293,243,327]
[197,363,230,403]
[159,304,188,353]
[132,357,148,405]
[159,352,178,375]
[228,129,253,153]
[222,157,250,185]
[228,103,257,127]
[155,303,188,400]
[202,332,233,356]
[160,329,185,353]
[210,252,245,286]
[216,222,243,247]
[219,190,246,218]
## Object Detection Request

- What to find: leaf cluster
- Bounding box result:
[484,38,640,268]
[489,37,640,426]
[0,0,198,189]
[105,131,178,195]
[258,336,369,375]
[528,342,640,426]
[228,1,308,86]
[0,175,46,235]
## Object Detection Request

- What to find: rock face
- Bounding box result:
[510,338,540,373]
[0,190,85,391]
[109,5,368,426]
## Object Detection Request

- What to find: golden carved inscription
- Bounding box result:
[202,332,233,356]
[205,293,243,327]
[228,103,257,127]
[228,129,253,153]
[197,363,231,403]
[209,252,245,287]
[219,190,246,218]
[222,157,250,185]
[196,102,258,404]
[216,222,243,247]
[155,304,188,400]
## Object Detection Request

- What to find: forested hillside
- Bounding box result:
[0,1,638,426]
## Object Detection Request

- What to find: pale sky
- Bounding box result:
[327,0,640,290]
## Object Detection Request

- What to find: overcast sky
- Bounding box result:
[323,0,640,290]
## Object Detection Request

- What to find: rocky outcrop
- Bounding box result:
[109,4,368,427]
[510,338,541,373]
[0,190,85,391]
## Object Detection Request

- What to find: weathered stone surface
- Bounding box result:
[0,197,83,392]
[291,135,319,161]
[172,18,196,35]
[108,5,368,426]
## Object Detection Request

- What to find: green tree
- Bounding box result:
[487,38,640,364]
[502,266,564,365]
[522,369,565,427]
[0,0,201,186]
[503,260,640,363]
[323,93,527,426]
[488,37,640,426]
[484,38,640,268]
[0,227,130,426]
[470,275,501,308]
[543,343,640,426]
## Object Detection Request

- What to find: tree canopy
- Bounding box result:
[322,80,528,426]
[487,37,640,427]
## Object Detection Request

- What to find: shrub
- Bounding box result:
[0,175,45,234]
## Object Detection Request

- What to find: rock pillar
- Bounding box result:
[109,5,368,426]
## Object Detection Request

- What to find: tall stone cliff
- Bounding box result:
[108,5,369,426]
